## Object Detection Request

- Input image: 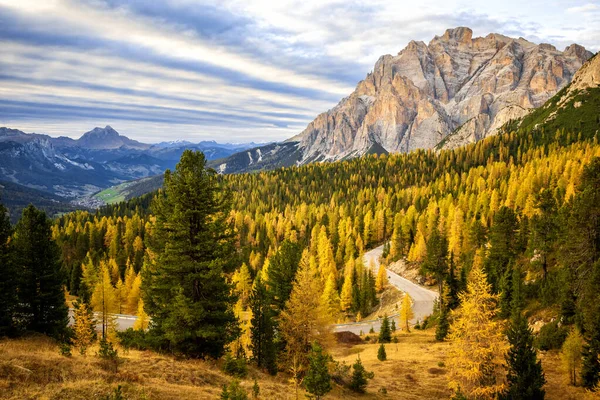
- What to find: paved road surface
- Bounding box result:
[69,310,138,331]
[333,244,438,334]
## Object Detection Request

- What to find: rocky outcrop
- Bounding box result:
[292,27,592,157]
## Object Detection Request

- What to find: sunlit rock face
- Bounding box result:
[291,27,592,158]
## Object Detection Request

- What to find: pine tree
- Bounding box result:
[13,205,68,337]
[265,240,302,317]
[304,342,332,400]
[349,355,374,393]
[0,202,16,337]
[581,311,600,390]
[143,150,239,358]
[436,307,449,341]
[391,319,396,333]
[377,343,387,361]
[379,315,391,343]
[72,300,95,355]
[485,207,518,292]
[448,262,508,399]
[446,257,460,310]
[422,225,449,301]
[400,293,414,332]
[504,270,545,400]
[249,276,277,374]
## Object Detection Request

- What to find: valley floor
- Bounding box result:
[1,331,596,399]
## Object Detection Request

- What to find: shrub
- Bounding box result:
[103,385,126,400]
[252,379,259,399]
[222,353,248,378]
[349,356,374,393]
[97,338,120,372]
[59,341,72,357]
[221,380,248,400]
[535,320,568,350]
[117,328,168,352]
[377,344,387,361]
[331,360,351,385]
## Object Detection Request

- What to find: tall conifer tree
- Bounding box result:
[13,205,68,337]
[143,150,238,358]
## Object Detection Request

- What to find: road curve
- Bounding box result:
[333,244,438,334]
[71,245,438,335]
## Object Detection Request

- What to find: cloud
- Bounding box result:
[567,3,598,13]
[0,0,598,143]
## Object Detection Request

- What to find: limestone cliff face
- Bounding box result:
[292,27,592,158]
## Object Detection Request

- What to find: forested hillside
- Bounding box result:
[4,56,600,398]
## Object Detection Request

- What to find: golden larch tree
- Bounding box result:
[320,273,340,321]
[91,262,118,339]
[399,292,414,332]
[72,301,94,355]
[375,265,388,293]
[447,258,509,400]
[560,327,584,386]
[133,298,149,331]
[280,251,333,394]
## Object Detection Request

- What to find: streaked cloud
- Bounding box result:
[0,0,597,142]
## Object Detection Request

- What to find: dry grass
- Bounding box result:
[0,335,291,400]
[1,331,600,399]
[332,330,451,399]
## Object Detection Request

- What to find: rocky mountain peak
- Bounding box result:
[439,26,473,45]
[77,126,149,150]
[214,28,593,174]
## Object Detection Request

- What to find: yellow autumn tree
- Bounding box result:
[447,258,509,400]
[340,259,355,313]
[91,262,118,339]
[126,273,142,314]
[280,252,333,393]
[560,327,584,386]
[233,263,253,309]
[72,301,94,355]
[399,292,414,332]
[132,298,149,331]
[320,273,340,321]
[375,265,388,293]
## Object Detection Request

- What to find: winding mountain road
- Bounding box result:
[78,244,438,335]
[333,244,438,334]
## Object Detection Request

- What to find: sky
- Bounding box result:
[0,0,598,143]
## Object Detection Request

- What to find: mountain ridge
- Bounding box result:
[212,27,592,173]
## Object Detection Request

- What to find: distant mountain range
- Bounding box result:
[0,125,260,213]
[210,27,593,174]
[98,51,600,205]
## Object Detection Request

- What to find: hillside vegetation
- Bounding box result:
[2,55,600,399]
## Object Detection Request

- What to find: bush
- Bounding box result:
[117,328,168,352]
[222,353,248,378]
[97,338,120,372]
[221,380,248,400]
[377,344,387,361]
[103,385,126,400]
[59,341,72,357]
[331,360,351,385]
[349,356,374,393]
[535,320,568,351]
